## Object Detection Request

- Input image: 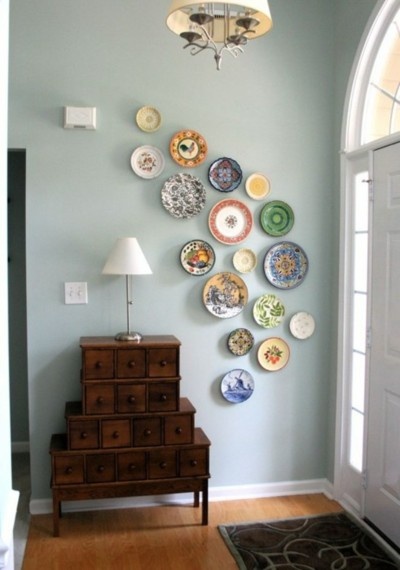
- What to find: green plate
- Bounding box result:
[260,200,294,237]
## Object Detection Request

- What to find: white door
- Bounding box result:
[365,141,400,546]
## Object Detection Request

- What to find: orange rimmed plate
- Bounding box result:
[169,130,208,167]
[257,337,290,371]
[208,199,253,245]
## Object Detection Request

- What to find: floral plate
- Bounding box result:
[161,173,206,219]
[227,328,254,356]
[221,369,254,403]
[130,146,165,179]
[253,294,285,328]
[203,272,248,319]
[180,239,215,276]
[208,157,242,192]
[257,337,290,371]
[170,130,208,167]
[208,199,253,245]
[264,241,309,289]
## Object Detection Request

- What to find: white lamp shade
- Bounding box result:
[166,1,273,41]
[102,238,152,276]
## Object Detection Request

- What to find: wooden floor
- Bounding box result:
[22,494,342,570]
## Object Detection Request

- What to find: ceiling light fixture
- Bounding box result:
[166,1,273,70]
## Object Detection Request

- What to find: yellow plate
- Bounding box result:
[257,337,290,371]
[245,173,271,200]
[136,106,162,132]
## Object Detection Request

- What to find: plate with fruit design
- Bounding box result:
[257,337,290,371]
[180,240,215,276]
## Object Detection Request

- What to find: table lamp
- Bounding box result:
[102,237,152,342]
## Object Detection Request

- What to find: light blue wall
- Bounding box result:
[8,0,377,502]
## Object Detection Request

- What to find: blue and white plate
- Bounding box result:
[264,241,309,289]
[221,369,254,403]
[208,157,242,192]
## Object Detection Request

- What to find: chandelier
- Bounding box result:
[166,1,273,70]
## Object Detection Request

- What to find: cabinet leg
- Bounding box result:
[202,480,208,525]
[52,493,60,537]
[194,491,199,507]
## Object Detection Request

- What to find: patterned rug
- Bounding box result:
[219,512,400,569]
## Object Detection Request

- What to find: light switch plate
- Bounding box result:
[64,107,96,129]
[65,282,88,304]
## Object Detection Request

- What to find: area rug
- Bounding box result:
[219,512,399,569]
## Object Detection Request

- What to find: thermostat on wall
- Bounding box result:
[64,106,97,130]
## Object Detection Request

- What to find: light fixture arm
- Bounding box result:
[183,24,244,70]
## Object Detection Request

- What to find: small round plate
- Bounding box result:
[170,130,208,167]
[203,272,248,319]
[227,328,254,356]
[130,146,165,179]
[221,369,254,403]
[257,337,290,371]
[245,173,271,200]
[180,240,215,276]
[264,241,309,289]
[233,248,257,273]
[260,200,294,237]
[253,294,285,328]
[136,106,162,132]
[208,199,253,245]
[289,311,316,339]
[208,157,242,192]
[161,173,206,219]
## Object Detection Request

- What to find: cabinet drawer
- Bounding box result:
[148,449,177,479]
[117,451,146,481]
[148,348,178,377]
[133,417,162,447]
[117,384,146,413]
[84,349,114,379]
[180,448,209,477]
[53,455,84,485]
[85,384,115,415]
[102,419,131,448]
[68,420,99,450]
[116,349,146,378]
[164,414,194,445]
[148,382,179,412]
[86,454,115,483]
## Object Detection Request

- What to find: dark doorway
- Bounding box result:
[8,149,29,447]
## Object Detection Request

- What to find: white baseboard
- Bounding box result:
[11,441,30,454]
[0,489,19,570]
[30,478,333,516]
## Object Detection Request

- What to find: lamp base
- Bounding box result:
[114,331,143,342]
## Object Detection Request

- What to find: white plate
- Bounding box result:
[289,311,315,339]
[233,248,257,273]
[130,146,165,179]
[208,199,253,245]
[245,173,270,200]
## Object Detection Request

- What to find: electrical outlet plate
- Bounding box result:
[65,282,88,304]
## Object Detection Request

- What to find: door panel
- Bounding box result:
[365,142,400,547]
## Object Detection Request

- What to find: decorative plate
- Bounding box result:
[130,146,165,179]
[221,369,254,403]
[208,199,253,245]
[257,337,290,371]
[208,157,242,192]
[161,173,206,219]
[227,328,254,356]
[253,294,285,328]
[170,130,208,167]
[264,241,309,289]
[260,200,294,237]
[233,248,257,273]
[180,239,215,276]
[289,311,316,339]
[136,106,162,132]
[203,272,248,319]
[245,173,271,200]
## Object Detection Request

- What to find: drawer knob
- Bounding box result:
[176,427,183,435]
[160,360,167,367]
[95,361,103,369]
[128,464,136,471]
[81,432,88,439]
[65,467,73,474]
[97,465,105,473]
[160,462,167,469]
[160,394,167,402]
[128,395,136,403]
[112,431,120,439]
[97,396,104,404]
[128,360,136,368]
[144,429,152,436]
[190,460,198,467]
